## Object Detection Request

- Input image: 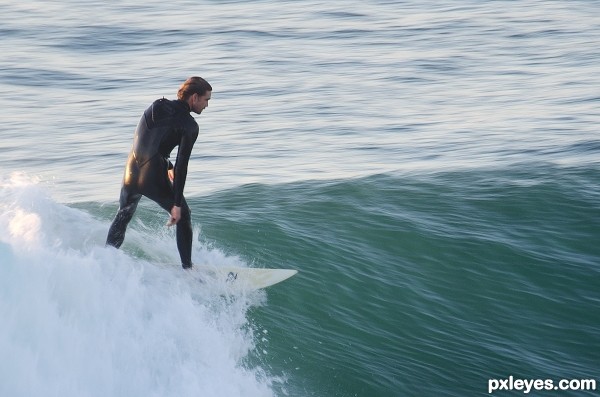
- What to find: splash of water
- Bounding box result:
[0,173,277,397]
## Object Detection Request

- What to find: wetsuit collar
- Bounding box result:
[176,99,191,112]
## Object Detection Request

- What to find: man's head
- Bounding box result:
[178,76,212,114]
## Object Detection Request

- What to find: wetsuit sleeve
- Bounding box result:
[172,124,199,207]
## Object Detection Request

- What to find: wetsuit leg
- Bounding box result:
[152,194,193,269]
[140,158,194,269]
[106,185,142,248]
[107,156,193,268]
[175,197,193,269]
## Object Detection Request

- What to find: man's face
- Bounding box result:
[192,91,211,114]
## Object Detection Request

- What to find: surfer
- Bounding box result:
[106,76,212,269]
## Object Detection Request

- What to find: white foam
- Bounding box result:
[0,173,277,397]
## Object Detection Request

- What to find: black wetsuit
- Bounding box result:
[106,98,199,268]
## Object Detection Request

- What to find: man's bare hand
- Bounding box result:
[166,206,181,226]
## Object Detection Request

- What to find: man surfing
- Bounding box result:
[106,76,212,269]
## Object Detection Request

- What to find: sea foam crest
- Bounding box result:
[0,173,275,397]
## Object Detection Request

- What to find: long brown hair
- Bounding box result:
[177,76,212,101]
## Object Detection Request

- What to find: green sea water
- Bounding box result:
[105,165,596,396]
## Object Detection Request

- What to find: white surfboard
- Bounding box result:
[188,265,297,290]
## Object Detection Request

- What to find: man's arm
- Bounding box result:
[166,122,199,227]
[172,127,198,207]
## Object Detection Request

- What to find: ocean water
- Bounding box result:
[1,1,599,396]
